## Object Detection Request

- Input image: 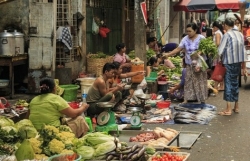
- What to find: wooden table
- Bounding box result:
[0,54,28,98]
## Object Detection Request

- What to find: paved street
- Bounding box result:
[5,78,250,161]
[145,79,250,161]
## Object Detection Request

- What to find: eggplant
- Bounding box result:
[106,155,114,161]
[127,152,134,159]
[131,144,138,152]
[120,148,132,154]
[131,153,139,160]
[137,147,145,158]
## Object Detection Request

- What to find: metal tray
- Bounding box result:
[168,131,202,149]
[109,130,180,149]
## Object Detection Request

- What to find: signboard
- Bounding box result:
[140,2,147,24]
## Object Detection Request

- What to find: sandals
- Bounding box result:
[233,108,239,113]
[218,111,232,116]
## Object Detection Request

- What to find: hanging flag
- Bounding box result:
[140,2,147,24]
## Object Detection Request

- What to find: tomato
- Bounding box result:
[151,152,186,161]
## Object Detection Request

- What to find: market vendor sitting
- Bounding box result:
[108,61,145,88]
[113,43,131,73]
[28,77,89,138]
[86,63,125,117]
[169,68,186,101]
[146,56,165,78]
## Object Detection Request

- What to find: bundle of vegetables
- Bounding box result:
[157,65,182,81]
[146,49,156,60]
[14,99,29,107]
[128,50,136,59]
[87,51,108,58]
[168,56,182,67]
[198,37,218,59]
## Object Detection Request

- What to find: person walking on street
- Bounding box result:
[164,23,207,104]
[218,19,248,116]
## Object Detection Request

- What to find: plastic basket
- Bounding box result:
[148,151,190,161]
[145,77,157,82]
[59,85,79,102]
[150,72,157,78]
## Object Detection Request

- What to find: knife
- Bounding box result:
[10,109,19,117]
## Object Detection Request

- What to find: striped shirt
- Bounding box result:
[218,29,247,64]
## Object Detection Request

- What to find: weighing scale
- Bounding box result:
[95,102,119,135]
[128,107,143,129]
[135,94,151,114]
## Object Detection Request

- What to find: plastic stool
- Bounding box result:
[85,117,93,132]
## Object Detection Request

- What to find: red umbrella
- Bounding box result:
[174,0,240,12]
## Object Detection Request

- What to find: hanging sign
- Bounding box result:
[140,2,147,24]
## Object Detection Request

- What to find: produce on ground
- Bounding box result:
[14,100,29,107]
[146,49,156,60]
[158,56,182,81]
[87,52,109,58]
[150,152,187,161]
[129,127,178,148]
[128,50,136,59]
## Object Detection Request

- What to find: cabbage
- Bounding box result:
[75,146,95,160]
[82,132,115,146]
[2,126,18,134]
[94,141,116,157]
[0,126,19,143]
[18,125,38,139]
[15,119,34,130]
[0,116,14,127]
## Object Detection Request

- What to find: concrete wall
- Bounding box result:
[158,0,170,44]
[0,0,29,52]
[168,2,181,44]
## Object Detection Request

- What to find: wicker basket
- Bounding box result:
[87,54,113,77]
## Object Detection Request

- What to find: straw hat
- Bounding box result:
[54,79,64,96]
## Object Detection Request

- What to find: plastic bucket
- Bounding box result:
[76,77,95,94]
[59,84,79,102]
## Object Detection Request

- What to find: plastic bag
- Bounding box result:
[137,78,147,90]
[92,18,99,35]
[211,62,226,82]
[198,55,208,71]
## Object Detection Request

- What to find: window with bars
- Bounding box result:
[32,0,53,2]
[56,0,78,66]
[86,0,121,8]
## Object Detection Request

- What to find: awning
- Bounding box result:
[173,0,191,12]
[173,0,240,12]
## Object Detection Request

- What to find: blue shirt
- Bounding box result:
[218,29,247,64]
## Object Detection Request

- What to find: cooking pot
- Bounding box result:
[0,30,15,56]
[12,30,24,54]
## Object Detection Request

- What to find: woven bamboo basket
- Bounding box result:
[87,54,113,77]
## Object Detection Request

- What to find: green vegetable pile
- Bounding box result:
[88,51,108,58]
[146,49,156,60]
[0,117,37,156]
[128,50,136,59]
[198,37,218,59]
[158,56,183,81]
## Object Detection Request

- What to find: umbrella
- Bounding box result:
[217,13,250,21]
[174,0,240,12]
[173,0,207,12]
